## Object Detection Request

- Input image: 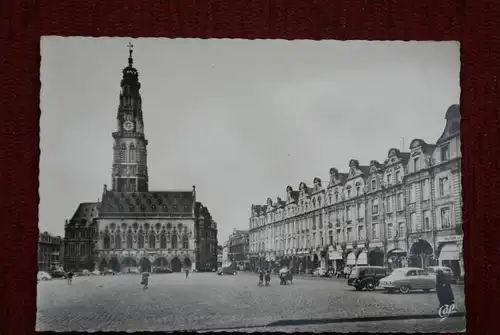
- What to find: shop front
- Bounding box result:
[356,250,368,266]
[437,235,463,279]
[328,246,343,272]
[387,248,407,271]
[408,238,435,268]
[346,251,356,267]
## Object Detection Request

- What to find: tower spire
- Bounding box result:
[127,42,134,66]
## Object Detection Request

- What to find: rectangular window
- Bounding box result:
[439,176,450,197]
[371,223,378,239]
[397,193,404,210]
[398,222,405,237]
[395,170,401,183]
[387,223,393,239]
[372,199,379,214]
[440,207,451,229]
[346,206,351,221]
[422,179,430,200]
[80,244,85,256]
[386,196,392,212]
[441,145,450,161]
[357,203,363,218]
[358,225,364,240]
[371,179,376,191]
[336,229,341,242]
[386,174,392,186]
[356,186,361,196]
[409,183,417,202]
[346,228,352,242]
[413,157,420,172]
[423,210,431,231]
[329,231,333,245]
[347,189,351,199]
[410,212,417,232]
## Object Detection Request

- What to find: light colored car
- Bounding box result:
[379,267,436,294]
[91,270,101,276]
[37,271,52,281]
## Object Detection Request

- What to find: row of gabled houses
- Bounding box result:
[247,104,463,278]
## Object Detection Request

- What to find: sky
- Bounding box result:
[39,38,460,243]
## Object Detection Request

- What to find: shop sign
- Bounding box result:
[437,235,463,243]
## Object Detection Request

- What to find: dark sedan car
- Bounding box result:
[49,270,67,279]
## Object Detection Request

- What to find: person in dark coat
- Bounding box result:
[436,269,455,309]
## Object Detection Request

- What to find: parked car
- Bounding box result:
[37,271,52,281]
[91,270,101,276]
[153,267,172,274]
[379,267,436,294]
[102,269,117,276]
[347,266,388,291]
[50,270,67,279]
[126,268,141,274]
[426,266,456,283]
[217,267,237,275]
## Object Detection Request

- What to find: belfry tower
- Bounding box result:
[111,42,149,192]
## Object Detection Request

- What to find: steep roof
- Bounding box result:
[100,190,193,217]
[67,202,99,227]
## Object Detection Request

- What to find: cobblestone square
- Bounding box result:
[36,272,465,332]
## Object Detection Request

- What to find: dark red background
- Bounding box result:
[0,0,498,334]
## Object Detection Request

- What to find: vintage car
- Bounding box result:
[153,266,172,274]
[217,267,237,275]
[379,267,436,294]
[347,266,388,291]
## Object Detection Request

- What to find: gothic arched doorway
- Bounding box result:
[153,257,169,269]
[122,257,137,273]
[368,248,384,266]
[183,257,192,270]
[110,257,121,273]
[409,239,434,268]
[139,258,152,273]
[171,257,181,272]
[99,259,108,271]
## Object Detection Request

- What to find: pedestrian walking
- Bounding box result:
[185,268,189,279]
[66,270,74,285]
[436,269,455,310]
[141,272,149,290]
[264,270,271,286]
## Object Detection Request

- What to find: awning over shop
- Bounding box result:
[356,252,368,265]
[388,248,406,255]
[329,251,343,260]
[439,243,460,261]
[346,252,356,265]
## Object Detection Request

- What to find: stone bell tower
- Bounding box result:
[111,42,149,192]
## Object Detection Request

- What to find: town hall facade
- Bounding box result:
[63,44,218,273]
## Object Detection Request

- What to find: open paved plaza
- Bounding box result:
[36,272,465,332]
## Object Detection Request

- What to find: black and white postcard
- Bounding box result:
[38,37,464,332]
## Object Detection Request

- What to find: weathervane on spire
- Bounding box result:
[127,42,134,66]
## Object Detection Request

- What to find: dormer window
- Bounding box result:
[440,145,450,161]
[413,157,420,172]
[356,186,360,196]
[371,179,376,191]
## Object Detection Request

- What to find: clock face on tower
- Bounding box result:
[123,121,134,131]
